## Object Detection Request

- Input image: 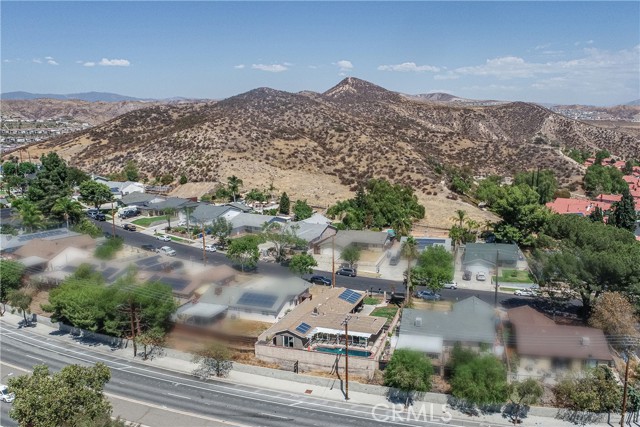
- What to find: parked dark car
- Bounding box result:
[123,224,137,231]
[462,270,472,280]
[415,290,441,301]
[95,213,106,221]
[336,268,357,277]
[309,275,332,286]
[141,244,156,252]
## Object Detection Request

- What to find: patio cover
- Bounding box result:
[312,326,373,339]
[180,303,228,319]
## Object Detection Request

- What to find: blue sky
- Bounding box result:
[2,1,639,105]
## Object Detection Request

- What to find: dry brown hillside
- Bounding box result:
[16,77,640,227]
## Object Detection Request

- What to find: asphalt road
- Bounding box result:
[94,220,532,308]
[0,326,512,427]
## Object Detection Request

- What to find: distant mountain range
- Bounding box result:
[0,91,201,102]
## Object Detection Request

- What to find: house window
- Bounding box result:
[283,336,294,348]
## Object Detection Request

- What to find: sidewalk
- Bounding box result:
[0,312,618,427]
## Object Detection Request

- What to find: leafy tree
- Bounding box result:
[0,260,24,316]
[450,352,509,407]
[8,363,113,427]
[164,207,177,230]
[67,166,90,187]
[135,328,166,361]
[279,192,290,214]
[160,173,174,186]
[588,206,604,222]
[594,149,611,165]
[623,159,635,175]
[401,237,419,304]
[95,236,124,260]
[192,343,233,379]
[340,245,361,268]
[451,209,468,228]
[72,218,104,237]
[583,164,627,196]
[293,199,313,221]
[16,199,44,232]
[179,173,188,185]
[327,179,425,234]
[227,175,243,202]
[411,246,454,293]
[226,235,260,271]
[52,197,84,228]
[553,366,621,416]
[383,349,433,408]
[566,148,591,164]
[492,184,551,245]
[8,289,33,325]
[589,292,638,349]
[26,152,74,215]
[79,180,113,208]
[123,160,139,181]
[508,378,543,424]
[609,188,637,231]
[474,175,504,207]
[210,216,233,247]
[288,253,317,276]
[536,214,640,318]
[214,185,231,202]
[245,188,266,203]
[514,169,558,204]
[262,222,305,262]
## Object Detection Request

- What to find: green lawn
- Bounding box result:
[370,306,399,322]
[363,297,382,305]
[496,269,535,284]
[131,216,167,227]
[170,236,191,244]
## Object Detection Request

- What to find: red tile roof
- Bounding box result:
[546,198,612,216]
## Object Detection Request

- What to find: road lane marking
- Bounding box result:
[25,354,45,362]
[289,401,302,407]
[166,392,191,400]
[259,413,290,420]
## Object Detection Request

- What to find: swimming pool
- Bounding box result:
[315,347,372,358]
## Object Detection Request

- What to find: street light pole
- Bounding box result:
[332,234,336,288]
[342,315,352,401]
[201,222,207,265]
[494,250,499,308]
[111,201,116,237]
[621,346,632,427]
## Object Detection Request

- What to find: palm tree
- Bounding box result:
[451,209,468,228]
[164,207,176,230]
[17,201,44,233]
[400,237,419,306]
[52,197,83,229]
[227,175,244,202]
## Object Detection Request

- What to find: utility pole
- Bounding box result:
[621,347,632,427]
[494,249,499,308]
[332,234,336,288]
[111,201,116,237]
[201,222,207,265]
[129,300,138,357]
[342,315,352,401]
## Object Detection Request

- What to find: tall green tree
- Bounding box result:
[279,192,290,215]
[474,175,504,207]
[245,188,266,203]
[262,222,305,262]
[210,216,233,247]
[227,175,243,202]
[8,363,113,427]
[8,289,33,325]
[583,164,627,196]
[26,152,74,215]
[450,352,509,407]
[340,245,361,268]
[401,237,419,304]
[16,200,44,232]
[508,379,544,425]
[192,343,233,379]
[226,235,260,271]
[451,209,468,228]
[514,169,558,204]
[52,197,84,228]
[164,207,177,230]
[0,260,24,316]
[411,245,454,293]
[553,366,621,417]
[288,253,318,276]
[609,188,637,231]
[293,199,313,221]
[79,180,113,209]
[594,149,611,165]
[492,184,551,245]
[123,160,139,181]
[383,349,433,408]
[588,206,604,222]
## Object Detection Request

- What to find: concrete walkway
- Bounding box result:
[0,312,619,427]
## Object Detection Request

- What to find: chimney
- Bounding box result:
[581,336,590,346]
[414,317,422,327]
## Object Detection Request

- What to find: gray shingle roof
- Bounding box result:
[225,202,253,212]
[121,192,158,206]
[191,204,237,223]
[146,197,197,211]
[463,243,520,265]
[400,297,496,345]
[231,213,277,229]
[285,222,332,243]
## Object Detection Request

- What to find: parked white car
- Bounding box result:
[514,288,536,297]
[177,220,187,227]
[159,246,176,256]
[443,282,458,290]
[205,244,217,252]
[0,384,15,403]
[156,235,171,242]
[476,272,486,281]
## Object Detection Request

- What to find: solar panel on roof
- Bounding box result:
[338,289,361,304]
[236,292,278,309]
[295,322,311,335]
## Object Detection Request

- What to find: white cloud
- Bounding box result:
[335,60,353,71]
[434,73,460,80]
[32,58,42,64]
[233,64,245,69]
[83,62,96,67]
[45,56,54,60]
[251,63,288,72]
[377,62,440,72]
[308,65,318,69]
[99,58,130,67]
[47,59,59,66]
[283,62,293,67]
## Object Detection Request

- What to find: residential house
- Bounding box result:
[546,198,613,217]
[400,236,453,253]
[302,212,332,225]
[141,197,200,217]
[176,276,311,324]
[462,243,522,276]
[396,297,498,370]
[120,192,164,207]
[508,306,613,379]
[190,204,242,226]
[284,222,337,249]
[224,202,253,213]
[98,180,145,200]
[315,230,391,256]
[255,286,387,378]
[230,213,286,236]
[1,229,89,255]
